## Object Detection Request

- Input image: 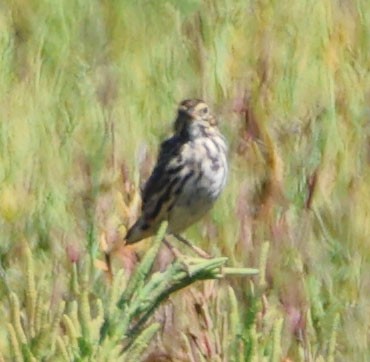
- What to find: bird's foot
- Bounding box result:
[162,238,193,275]
[173,234,212,259]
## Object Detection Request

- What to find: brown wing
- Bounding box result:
[141,135,184,208]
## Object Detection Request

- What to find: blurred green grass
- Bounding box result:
[1,0,370,360]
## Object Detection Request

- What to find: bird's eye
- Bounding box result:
[202,107,208,114]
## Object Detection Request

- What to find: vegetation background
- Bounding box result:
[1,0,370,360]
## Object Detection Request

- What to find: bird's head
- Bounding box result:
[174,99,217,137]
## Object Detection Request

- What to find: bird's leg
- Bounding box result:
[173,234,212,259]
[162,237,193,275]
[162,237,183,259]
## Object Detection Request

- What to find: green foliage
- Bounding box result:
[2,225,256,361]
[1,0,370,360]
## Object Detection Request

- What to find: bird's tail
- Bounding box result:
[125,217,154,244]
[105,218,155,279]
